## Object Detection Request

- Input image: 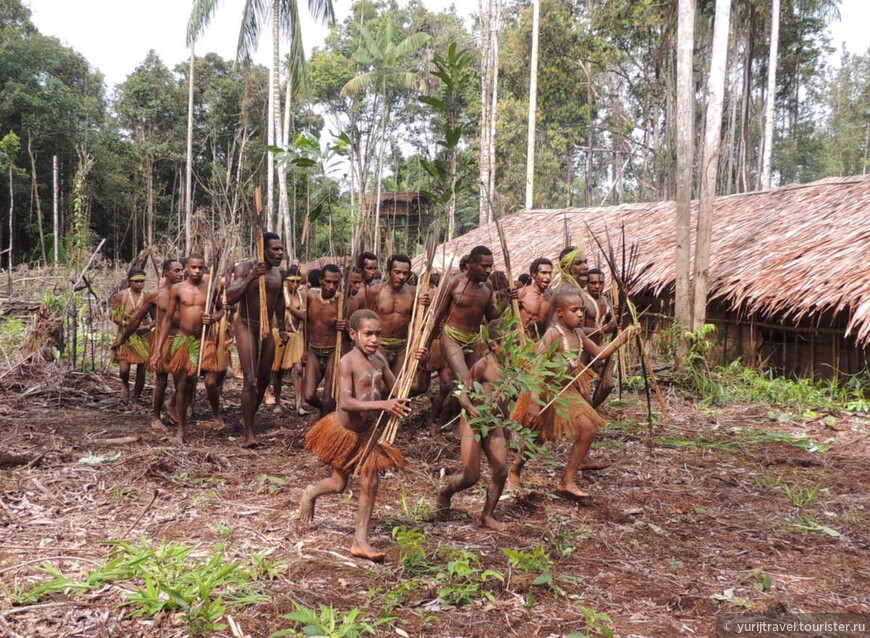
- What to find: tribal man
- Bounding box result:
[225,232,288,447]
[517,257,553,338]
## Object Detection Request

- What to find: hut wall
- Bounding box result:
[635,295,869,381]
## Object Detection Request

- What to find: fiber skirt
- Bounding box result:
[511,388,606,443]
[272,329,304,371]
[304,412,407,476]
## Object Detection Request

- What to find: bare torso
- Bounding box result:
[173,280,209,336]
[518,285,551,336]
[336,349,390,433]
[444,276,494,333]
[306,289,339,347]
[366,283,415,339]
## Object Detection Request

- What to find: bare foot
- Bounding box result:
[169,432,185,446]
[164,401,179,424]
[556,482,590,500]
[264,391,275,406]
[211,415,226,430]
[506,470,522,490]
[298,486,316,523]
[578,461,611,471]
[350,540,385,562]
[297,407,311,416]
[239,433,258,448]
[272,404,283,414]
[149,416,166,431]
[120,387,130,401]
[480,515,507,531]
[435,491,452,516]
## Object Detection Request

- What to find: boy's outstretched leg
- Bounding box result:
[299,469,347,524]
[558,421,597,499]
[480,427,508,531]
[437,416,481,514]
[351,472,385,562]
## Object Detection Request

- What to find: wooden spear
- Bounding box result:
[251,187,269,339]
[196,246,224,376]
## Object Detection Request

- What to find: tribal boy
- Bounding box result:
[517,257,553,338]
[225,232,288,447]
[508,290,633,498]
[110,269,150,402]
[363,254,430,396]
[150,255,223,444]
[293,263,345,414]
[299,310,413,562]
[437,319,510,531]
[113,259,184,429]
[270,266,306,415]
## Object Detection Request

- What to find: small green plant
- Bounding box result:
[110,485,136,502]
[210,522,234,538]
[16,538,269,637]
[397,488,436,522]
[255,474,288,494]
[567,603,615,638]
[790,515,842,538]
[434,548,504,607]
[271,603,387,638]
[503,544,557,589]
[391,526,433,576]
[743,569,773,592]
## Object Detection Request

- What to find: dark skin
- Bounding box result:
[518,263,553,338]
[150,258,223,445]
[507,293,632,497]
[364,261,431,396]
[111,279,148,402]
[292,270,346,414]
[225,238,287,447]
[585,272,618,407]
[270,277,307,415]
[436,346,509,531]
[298,317,413,562]
[113,262,184,430]
[429,254,506,414]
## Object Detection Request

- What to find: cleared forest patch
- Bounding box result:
[1,369,868,638]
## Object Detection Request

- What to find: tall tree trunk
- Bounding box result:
[7,166,13,273]
[52,155,59,264]
[266,2,277,232]
[282,57,295,260]
[185,46,195,254]
[674,0,696,369]
[478,0,501,224]
[692,0,731,331]
[737,8,754,193]
[373,80,389,253]
[26,132,48,265]
[524,0,540,210]
[760,0,780,189]
[584,0,595,206]
[145,155,154,248]
[272,0,291,253]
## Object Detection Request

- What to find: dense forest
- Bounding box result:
[0,0,867,267]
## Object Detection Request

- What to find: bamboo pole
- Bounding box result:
[252,187,269,339]
[197,247,224,376]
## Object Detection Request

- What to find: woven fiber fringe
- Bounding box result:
[112,331,151,365]
[511,388,606,443]
[304,413,407,476]
[201,337,229,373]
[272,329,304,371]
[167,336,197,376]
[148,334,173,373]
[425,338,445,371]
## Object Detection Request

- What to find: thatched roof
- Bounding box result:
[423,175,870,344]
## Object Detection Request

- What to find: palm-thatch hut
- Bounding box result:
[423,175,870,380]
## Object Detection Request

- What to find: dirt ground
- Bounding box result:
[1,366,869,638]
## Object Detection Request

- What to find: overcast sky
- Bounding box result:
[25,0,870,92]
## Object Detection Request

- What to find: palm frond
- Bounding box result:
[236,0,269,64]
[187,0,224,45]
[341,71,376,96]
[307,0,335,25]
[394,32,431,58]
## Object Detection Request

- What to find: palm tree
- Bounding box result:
[187,0,334,256]
[341,19,430,252]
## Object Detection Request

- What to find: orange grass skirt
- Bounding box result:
[201,337,230,373]
[272,329,304,371]
[511,387,606,443]
[304,412,407,476]
[425,338,445,371]
[112,331,151,365]
[167,335,197,376]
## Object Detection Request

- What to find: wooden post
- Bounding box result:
[52,155,59,264]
